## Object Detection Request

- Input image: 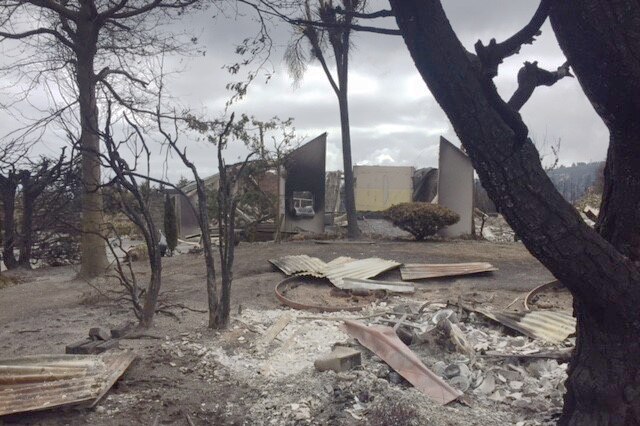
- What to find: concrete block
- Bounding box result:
[314,346,361,372]
[89,327,111,341]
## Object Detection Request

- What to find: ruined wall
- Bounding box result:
[282,133,327,234]
[354,165,414,211]
[437,137,474,237]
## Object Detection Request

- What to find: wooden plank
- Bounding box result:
[66,339,120,355]
[257,314,292,348]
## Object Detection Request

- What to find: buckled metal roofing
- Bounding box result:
[0,351,136,417]
[324,258,401,287]
[269,255,329,277]
[400,262,498,280]
[477,310,576,343]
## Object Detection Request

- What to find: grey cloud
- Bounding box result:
[0,0,609,184]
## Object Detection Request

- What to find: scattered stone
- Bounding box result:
[450,375,470,392]
[314,346,362,373]
[474,374,496,395]
[509,380,524,390]
[388,372,402,384]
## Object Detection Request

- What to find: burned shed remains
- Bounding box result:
[171,133,327,239]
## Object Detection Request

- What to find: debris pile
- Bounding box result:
[476,214,517,243]
[153,296,571,425]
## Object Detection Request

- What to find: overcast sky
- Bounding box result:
[0,1,609,183]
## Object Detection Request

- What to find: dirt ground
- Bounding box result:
[0,239,572,425]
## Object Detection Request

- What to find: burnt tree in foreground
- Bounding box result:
[99,103,163,328]
[387,0,640,423]
[0,0,200,278]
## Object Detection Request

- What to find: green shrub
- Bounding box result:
[385,202,459,240]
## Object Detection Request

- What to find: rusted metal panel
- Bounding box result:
[339,278,415,294]
[478,310,576,343]
[524,280,564,311]
[325,258,401,287]
[343,320,462,405]
[275,277,368,312]
[400,262,497,280]
[0,351,136,417]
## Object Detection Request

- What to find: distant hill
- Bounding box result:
[547,161,604,204]
[475,161,604,213]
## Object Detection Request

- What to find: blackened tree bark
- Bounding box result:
[388,1,640,424]
[548,2,640,423]
[549,2,640,263]
[0,171,19,269]
[100,106,163,328]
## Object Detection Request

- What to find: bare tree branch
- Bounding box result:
[508,61,573,111]
[474,0,551,78]
[0,27,74,49]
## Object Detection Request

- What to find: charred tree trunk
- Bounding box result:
[198,184,219,329]
[76,14,108,279]
[336,16,360,240]
[338,87,360,239]
[139,228,162,328]
[17,191,34,269]
[549,1,640,264]
[0,173,18,270]
[388,1,640,424]
[596,131,640,262]
[547,2,640,423]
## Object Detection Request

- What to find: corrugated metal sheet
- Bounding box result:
[344,320,462,404]
[339,278,415,294]
[269,255,328,277]
[0,351,136,417]
[269,255,358,278]
[478,310,576,343]
[401,262,497,280]
[270,256,401,288]
[325,258,401,287]
[323,256,355,270]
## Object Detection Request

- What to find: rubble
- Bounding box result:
[475,214,517,242]
[140,297,570,425]
[314,346,362,372]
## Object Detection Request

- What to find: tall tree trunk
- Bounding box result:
[562,301,640,424]
[549,1,640,263]
[548,2,640,423]
[17,192,34,269]
[337,61,360,239]
[388,1,640,423]
[338,92,360,239]
[0,177,18,269]
[76,18,107,279]
[596,130,640,262]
